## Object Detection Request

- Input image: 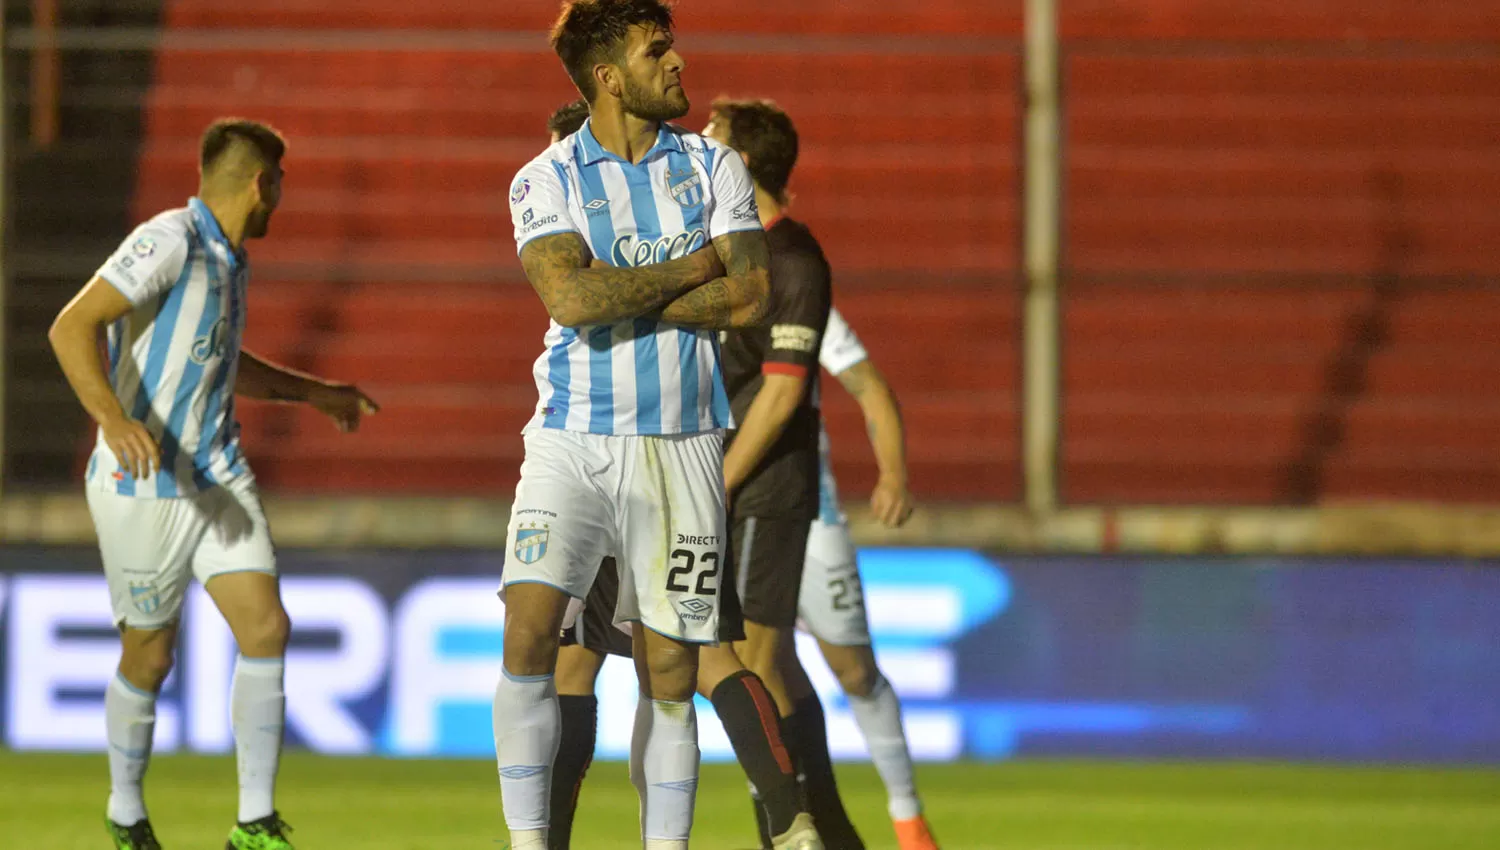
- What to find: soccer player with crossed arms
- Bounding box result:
[494,3,772,849]
[541,97,939,850]
[542,98,822,850]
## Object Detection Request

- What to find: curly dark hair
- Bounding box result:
[550,0,675,101]
[709,98,799,201]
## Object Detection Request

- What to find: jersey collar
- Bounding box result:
[188,197,246,270]
[575,118,686,166]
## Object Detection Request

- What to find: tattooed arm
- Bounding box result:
[520,232,723,327]
[658,229,772,329]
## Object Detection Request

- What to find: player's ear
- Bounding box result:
[595,62,622,100]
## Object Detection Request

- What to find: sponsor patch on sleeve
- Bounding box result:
[770,324,821,353]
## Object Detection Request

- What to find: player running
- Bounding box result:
[541,98,822,850]
[798,308,939,850]
[48,118,378,850]
[495,3,771,849]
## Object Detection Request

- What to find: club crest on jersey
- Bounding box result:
[191,316,230,364]
[514,523,550,565]
[665,168,704,208]
[129,581,161,615]
[611,229,707,267]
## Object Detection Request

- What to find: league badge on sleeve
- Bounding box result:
[131,236,157,257]
[511,178,531,206]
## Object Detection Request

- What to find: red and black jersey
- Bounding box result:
[721,215,833,519]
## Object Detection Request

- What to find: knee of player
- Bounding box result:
[641,642,698,700]
[236,606,291,657]
[834,662,876,701]
[502,624,561,677]
[119,641,176,691]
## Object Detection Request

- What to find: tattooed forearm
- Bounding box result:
[658,230,771,329]
[520,232,715,327]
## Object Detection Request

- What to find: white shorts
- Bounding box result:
[796,518,872,646]
[86,474,277,630]
[502,429,727,644]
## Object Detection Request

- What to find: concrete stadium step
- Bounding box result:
[1060,0,1500,41]
[1069,54,1500,100]
[142,87,1013,147]
[146,48,1014,97]
[163,0,1021,36]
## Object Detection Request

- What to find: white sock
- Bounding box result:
[232,655,285,823]
[635,698,699,847]
[848,673,922,820]
[493,668,559,847]
[105,672,157,825]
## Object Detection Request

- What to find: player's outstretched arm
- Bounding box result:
[49,277,161,479]
[658,230,772,329]
[237,350,379,433]
[837,359,914,527]
[521,231,723,327]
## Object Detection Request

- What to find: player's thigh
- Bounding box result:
[193,476,285,648]
[735,514,813,630]
[503,431,617,605]
[616,432,727,645]
[796,520,873,647]
[87,485,203,630]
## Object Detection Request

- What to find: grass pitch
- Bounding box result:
[3,751,1498,849]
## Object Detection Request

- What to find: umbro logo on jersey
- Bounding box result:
[584,198,610,218]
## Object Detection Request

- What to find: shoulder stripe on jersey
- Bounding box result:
[544,328,575,429]
[550,160,571,205]
[587,325,614,433]
[677,330,700,430]
[633,318,662,434]
[121,247,197,496]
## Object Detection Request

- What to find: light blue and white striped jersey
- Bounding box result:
[86,198,251,498]
[509,120,762,436]
[815,307,870,525]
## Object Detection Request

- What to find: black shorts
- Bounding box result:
[732,513,813,629]
[560,545,748,658]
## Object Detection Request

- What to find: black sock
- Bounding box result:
[784,693,865,850]
[547,694,598,850]
[711,670,802,840]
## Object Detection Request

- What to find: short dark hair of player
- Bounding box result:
[550,0,675,102]
[548,99,591,139]
[709,98,799,202]
[200,118,286,173]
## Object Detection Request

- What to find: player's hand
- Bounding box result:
[310,382,379,433]
[101,415,160,480]
[870,476,914,528]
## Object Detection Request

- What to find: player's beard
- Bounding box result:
[245,207,272,239]
[620,74,689,122]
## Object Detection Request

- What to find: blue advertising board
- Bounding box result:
[1,548,1496,762]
